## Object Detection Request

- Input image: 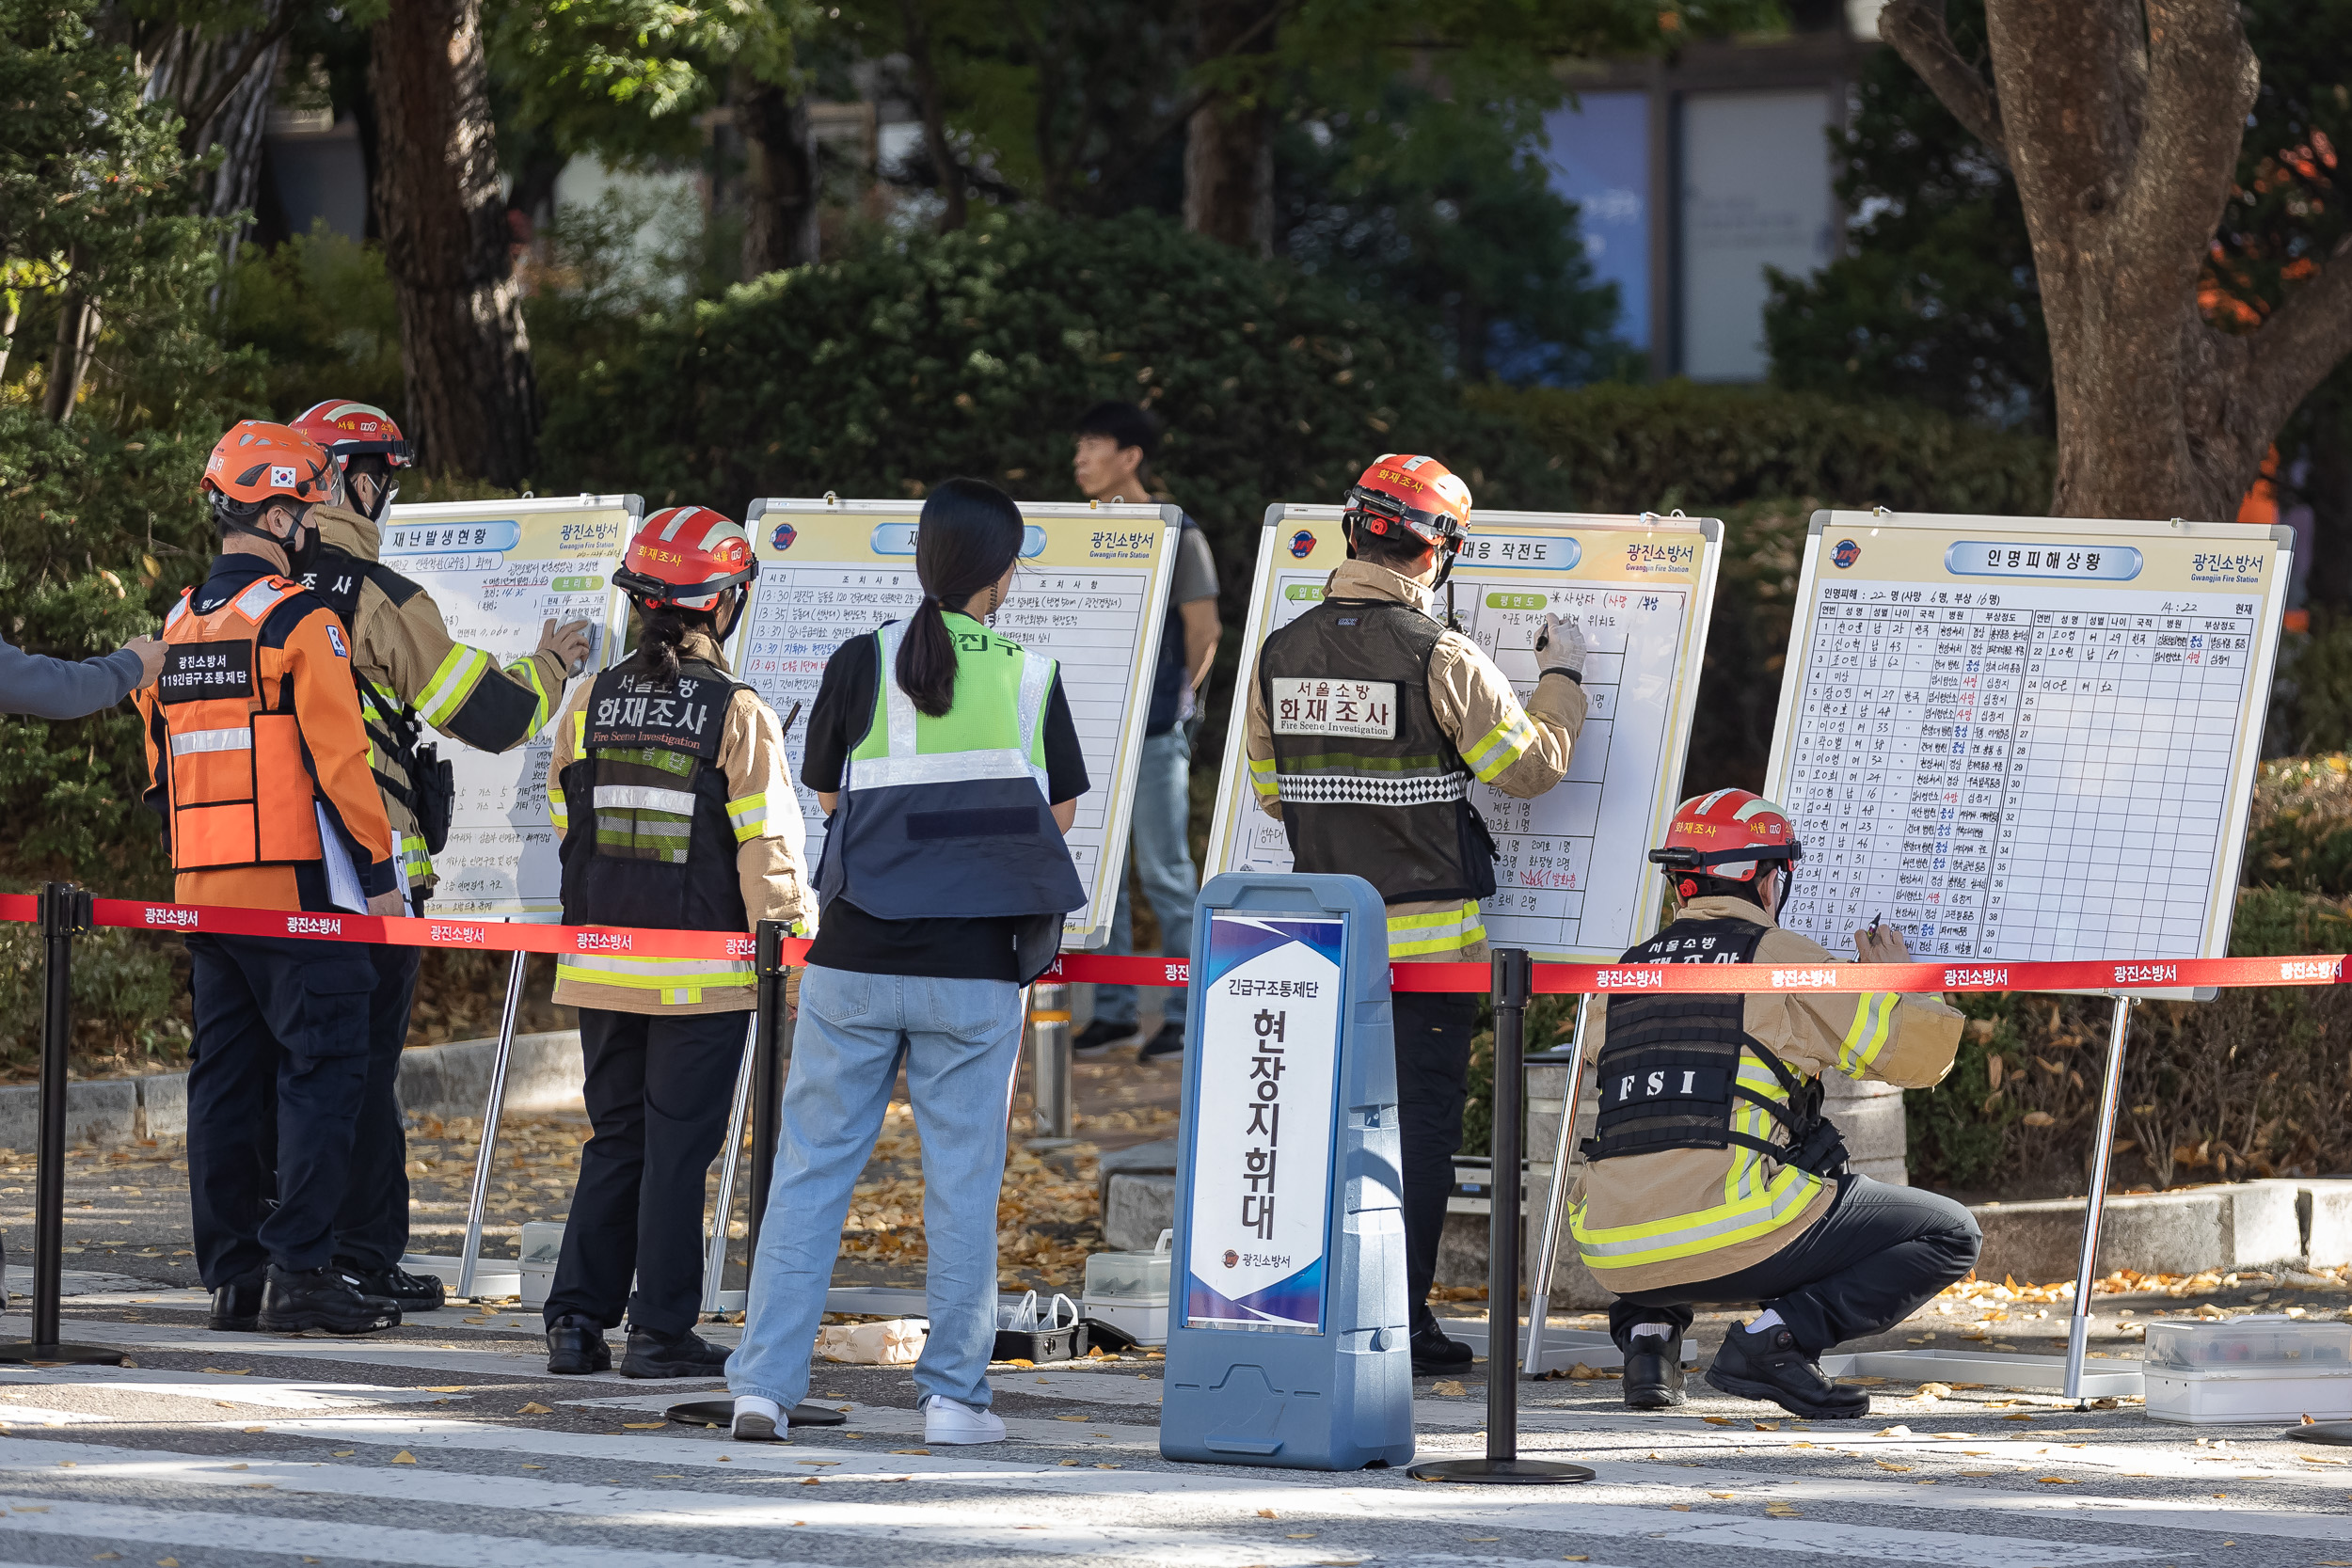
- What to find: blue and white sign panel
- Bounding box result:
[1184,911,1344,1333]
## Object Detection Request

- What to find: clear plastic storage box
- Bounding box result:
[2141,1315,2352,1424]
[1081,1230,1171,1346]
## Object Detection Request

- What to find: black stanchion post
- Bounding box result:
[746,918,787,1259]
[1407,949,1588,1484]
[0,883,125,1366]
[667,917,843,1433]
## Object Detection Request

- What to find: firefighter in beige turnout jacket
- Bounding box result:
[1242,452,1587,1375]
[284,400,594,1315]
[1571,788,1979,1418]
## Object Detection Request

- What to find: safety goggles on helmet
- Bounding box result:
[614,506,759,612]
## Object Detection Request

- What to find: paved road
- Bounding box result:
[0,1267,2347,1568]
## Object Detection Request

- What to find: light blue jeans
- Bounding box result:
[729,963,1025,1412]
[1092,726,1198,1037]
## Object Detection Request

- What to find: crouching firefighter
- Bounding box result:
[287,398,594,1316]
[1567,790,1981,1418]
[542,506,811,1380]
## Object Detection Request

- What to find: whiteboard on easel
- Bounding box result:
[376,494,639,919]
[1202,506,1724,963]
[1761,510,2293,979]
[729,497,1183,950]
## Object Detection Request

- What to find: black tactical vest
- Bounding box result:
[1258,596,1496,905]
[558,651,754,936]
[1583,914,1848,1177]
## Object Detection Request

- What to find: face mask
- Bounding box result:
[280,514,321,580]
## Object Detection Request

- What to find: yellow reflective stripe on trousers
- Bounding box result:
[548,778,569,834]
[555,952,755,1001]
[1461,710,1537,783]
[505,657,552,732]
[415,644,491,728]
[1386,900,1486,958]
[727,792,768,843]
[398,832,433,886]
[1248,753,1279,800]
[1837,991,1899,1077]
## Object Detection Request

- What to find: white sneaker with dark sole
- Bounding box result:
[732,1394,782,1441]
[922,1394,1007,1444]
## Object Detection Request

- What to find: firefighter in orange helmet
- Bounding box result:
[1569,789,1978,1418]
[1242,452,1591,1376]
[135,420,405,1338]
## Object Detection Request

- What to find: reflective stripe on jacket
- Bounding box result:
[1565,896,1964,1291]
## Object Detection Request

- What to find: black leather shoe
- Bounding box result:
[1622,1337,1686,1409]
[255,1264,400,1336]
[1409,1321,1475,1376]
[1704,1322,1868,1418]
[1135,1022,1185,1064]
[622,1323,732,1379]
[546,1314,612,1375]
[208,1270,265,1332]
[338,1261,446,1313]
[1070,1019,1136,1057]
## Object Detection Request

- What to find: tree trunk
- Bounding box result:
[42,283,100,424]
[901,0,966,232]
[1182,0,1275,254]
[369,0,537,486]
[135,6,294,258]
[1882,0,2352,523]
[739,76,818,277]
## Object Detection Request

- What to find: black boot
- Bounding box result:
[621,1323,731,1379]
[208,1269,266,1333]
[1703,1321,1868,1418]
[1622,1333,1686,1410]
[337,1260,446,1313]
[1408,1320,1475,1377]
[255,1264,400,1336]
[546,1314,612,1375]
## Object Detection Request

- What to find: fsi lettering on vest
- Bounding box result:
[1269,676,1398,739]
[1608,1067,1723,1106]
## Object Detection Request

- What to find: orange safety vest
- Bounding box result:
[154,577,327,870]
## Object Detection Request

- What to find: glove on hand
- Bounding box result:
[538,618,593,675]
[1534,612,1586,680]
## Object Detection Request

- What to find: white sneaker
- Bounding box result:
[732,1394,783,1441]
[922,1393,1006,1444]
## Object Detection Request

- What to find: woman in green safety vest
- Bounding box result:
[728,478,1091,1448]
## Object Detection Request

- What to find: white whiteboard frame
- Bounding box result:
[739,494,1181,951]
[1760,508,2296,998]
[380,492,643,923]
[1204,502,1724,963]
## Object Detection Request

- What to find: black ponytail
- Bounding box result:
[898,477,1025,717]
[637,602,717,684]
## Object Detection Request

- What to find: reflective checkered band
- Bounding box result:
[1273,770,1470,807]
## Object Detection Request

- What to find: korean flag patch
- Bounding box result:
[269,464,298,490]
[326,625,348,658]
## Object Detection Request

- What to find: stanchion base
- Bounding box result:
[2289,1420,2352,1447]
[1406,1457,1594,1484]
[1023,1137,1080,1152]
[664,1397,847,1429]
[0,1340,127,1367]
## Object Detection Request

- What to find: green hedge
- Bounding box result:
[537,209,1572,584]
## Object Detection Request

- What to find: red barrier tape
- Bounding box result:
[3,893,2342,994]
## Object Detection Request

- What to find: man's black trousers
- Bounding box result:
[330,942,422,1271]
[1607,1173,1982,1354]
[1395,990,1476,1334]
[545,1007,749,1338]
[185,933,374,1285]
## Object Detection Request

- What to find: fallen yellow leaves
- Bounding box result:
[1432,1380,1467,1396]
[2036,1477,2077,1485]
[517,1402,552,1415]
[622,1422,666,1430]
[389,1451,416,1465]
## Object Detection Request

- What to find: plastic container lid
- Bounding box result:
[1083,1228,1172,1300]
[2142,1314,2352,1372]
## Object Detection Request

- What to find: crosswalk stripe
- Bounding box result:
[81,1319,720,1386]
[1,1366,474,1409]
[0,1428,2173,1567]
[0,1494,821,1568]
